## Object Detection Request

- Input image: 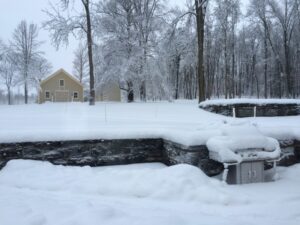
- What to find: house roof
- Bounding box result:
[40,68,84,87]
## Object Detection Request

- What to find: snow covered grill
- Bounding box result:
[207,136,281,184]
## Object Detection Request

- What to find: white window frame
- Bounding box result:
[59,79,65,87]
[73,91,79,99]
[45,90,51,99]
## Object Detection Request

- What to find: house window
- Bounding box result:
[59,79,65,87]
[45,91,50,99]
[73,92,78,99]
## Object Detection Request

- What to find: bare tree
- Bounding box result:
[0,47,17,105]
[95,0,165,102]
[11,20,42,104]
[44,0,96,105]
[73,43,88,84]
[268,0,298,97]
[0,39,4,59]
[31,57,52,93]
[95,0,136,102]
[248,0,270,98]
[131,0,164,101]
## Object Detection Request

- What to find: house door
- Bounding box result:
[55,90,69,102]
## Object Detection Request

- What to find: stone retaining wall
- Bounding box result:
[0,139,299,175]
[200,103,300,117]
[0,139,163,168]
[0,138,222,176]
[163,140,223,176]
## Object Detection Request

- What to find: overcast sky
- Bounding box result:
[0,0,186,74]
[0,0,247,75]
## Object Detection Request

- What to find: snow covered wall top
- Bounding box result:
[199,98,300,117]
[199,98,300,107]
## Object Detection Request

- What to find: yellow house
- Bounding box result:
[39,69,84,103]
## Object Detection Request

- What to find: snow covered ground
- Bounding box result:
[0,160,300,225]
[0,100,299,144]
[0,101,300,224]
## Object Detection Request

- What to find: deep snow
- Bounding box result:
[0,160,300,225]
[0,101,300,225]
[0,101,299,145]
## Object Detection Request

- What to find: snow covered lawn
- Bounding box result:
[0,160,300,225]
[0,101,299,144]
[0,102,300,224]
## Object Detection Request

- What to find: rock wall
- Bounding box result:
[200,103,300,117]
[0,138,299,175]
[163,140,223,176]
[0,138,222,176]
[0,139,164,169]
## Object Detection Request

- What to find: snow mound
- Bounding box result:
[207,135,281,163]
[0,160,247,205]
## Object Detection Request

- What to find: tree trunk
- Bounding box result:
[231,21,236,98]
[195,0,207,103]
[24,66,28,104]
[175,55,180,99]
[127,81,134,102]
[264,29,268,99]
[7,87,11,105]
[140,81,146,101]
[224,29,229,99]
[284,30,292,97]
[83,0,95,105]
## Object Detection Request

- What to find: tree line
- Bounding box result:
[204,0,300,99]
[68,0,300,103]
[1,0,300,105]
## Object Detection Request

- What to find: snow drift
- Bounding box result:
[0,160,245,205]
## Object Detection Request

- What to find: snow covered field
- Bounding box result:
[0,101,299,144]
[0,101,300,224]
[0,160,300,225]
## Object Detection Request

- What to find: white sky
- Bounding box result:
[0,0,247,75]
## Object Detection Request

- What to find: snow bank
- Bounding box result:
[1,160,300,225]
[207,135,281,163]
[0,160,244,205]
[199,98,300,107]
